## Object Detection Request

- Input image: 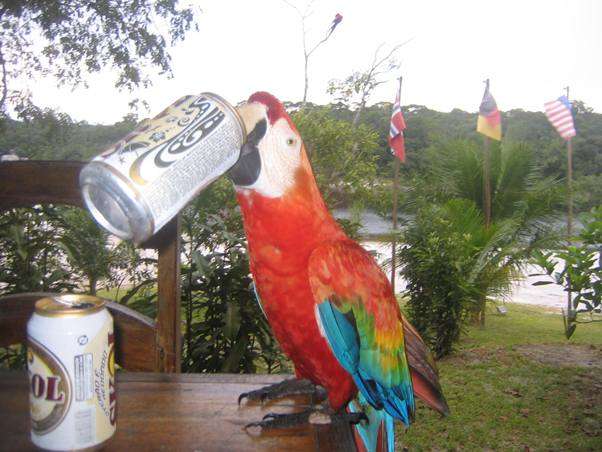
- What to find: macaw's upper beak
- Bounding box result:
[229,103,266,187]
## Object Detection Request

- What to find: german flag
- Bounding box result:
[477,81,501,141]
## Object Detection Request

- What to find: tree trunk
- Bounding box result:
[88,276,97,296]
[302,55,309,108]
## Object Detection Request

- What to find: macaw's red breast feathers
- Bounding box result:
[248,91,297,132]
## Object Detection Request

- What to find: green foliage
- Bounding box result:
[410,140,561,223]
[400,202,474,357]
[400,140,560,356]
[179,179,287,373]
[56,208,123,295]
[532,206,602,338]
[0,0,199,116]
[400,199,522,357]
[0,206,75,295]
[292,107,380,208]
[0,111,137,160]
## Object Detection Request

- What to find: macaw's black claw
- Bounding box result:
[237,378,327,406]
[337,411,369,425]
[243,408,368,432]
[238,390,265,405]
[244,410,313,430]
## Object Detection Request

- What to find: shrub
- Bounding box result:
[399,201,479,357]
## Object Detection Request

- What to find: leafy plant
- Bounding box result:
[56,208,123,295]
[179,179,287,373]
[404,140,560,325]
[0,206,75,295]
[400,199,522,357]
[532,206,602,338]
[293,107,380,209]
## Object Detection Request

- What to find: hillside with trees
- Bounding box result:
[2,101,600,211]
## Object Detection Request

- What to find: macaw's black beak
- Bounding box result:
[229,118,266,187]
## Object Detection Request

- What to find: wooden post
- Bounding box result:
[391,157,400,291]
[390,76,403,291]
[155,215,182,373]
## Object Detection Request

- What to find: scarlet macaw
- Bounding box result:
[231,92,448,451]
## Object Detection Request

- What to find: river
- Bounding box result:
[332,209,568,311]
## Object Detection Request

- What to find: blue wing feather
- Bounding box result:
[348,393,396,452]
[317,300,413,426]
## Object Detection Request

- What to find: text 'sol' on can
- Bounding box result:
[27,294,116,451]
[79,92,246,244]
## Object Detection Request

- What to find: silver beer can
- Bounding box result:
[80,92,246,243]
[27,294,116,451]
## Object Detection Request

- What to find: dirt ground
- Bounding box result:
[515,344,602,369]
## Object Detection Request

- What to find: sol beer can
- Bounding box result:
[79,92,246,244]
[27,294,116,451]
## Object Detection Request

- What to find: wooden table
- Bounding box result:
[1,371,354,451]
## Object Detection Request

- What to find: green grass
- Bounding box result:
[399,304,602,451]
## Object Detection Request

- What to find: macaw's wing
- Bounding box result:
[308,241,415,425]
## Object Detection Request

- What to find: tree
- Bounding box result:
[0,0,199,117]
[400,140,560,336]
[292,107,380,209]
[282,1,341,108]
[328,42,409,126]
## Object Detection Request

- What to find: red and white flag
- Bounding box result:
[544,95,576,140]
[389,87,406,162]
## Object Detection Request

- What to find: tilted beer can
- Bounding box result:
[27,295,116,451]
[79,93,246,243]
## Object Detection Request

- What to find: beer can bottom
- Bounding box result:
[32,434,114,452]
[80,162,154,242]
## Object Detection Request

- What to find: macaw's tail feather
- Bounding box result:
[347,394,395,452]
[402,317,450,416]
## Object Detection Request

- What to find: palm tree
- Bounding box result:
[401,139,561,331]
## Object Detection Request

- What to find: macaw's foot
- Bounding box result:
[244,407,368,431]
[238,378,327,405]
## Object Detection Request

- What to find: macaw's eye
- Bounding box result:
[286,137,296,146]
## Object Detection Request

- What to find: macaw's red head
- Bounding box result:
[229,92,310,199]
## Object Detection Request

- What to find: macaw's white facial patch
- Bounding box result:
[238,117,302,198]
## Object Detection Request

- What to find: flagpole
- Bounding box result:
[565,85,574,321]
[565,86,573,240]
[476,78,493,327]
[483,79,492,229]
[390,76,403,292]
[483,135,492,229]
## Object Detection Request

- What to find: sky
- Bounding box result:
[27,0,602,124]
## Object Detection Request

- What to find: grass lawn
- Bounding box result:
[399,303,602,451]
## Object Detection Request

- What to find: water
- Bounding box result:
[331,208,571,310]
[361,240,569,310]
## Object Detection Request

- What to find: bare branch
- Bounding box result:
[282,0,304,18]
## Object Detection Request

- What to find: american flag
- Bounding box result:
[544,96,576,140]
[389,88,406,162]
